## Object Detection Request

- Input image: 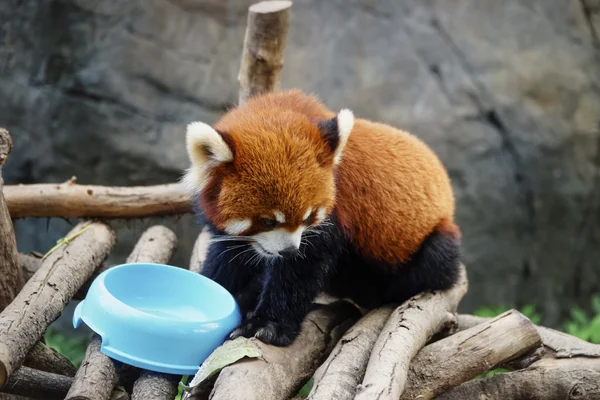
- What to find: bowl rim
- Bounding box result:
[92,262,239,326]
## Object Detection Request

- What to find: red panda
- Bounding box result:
[183,89,461,346]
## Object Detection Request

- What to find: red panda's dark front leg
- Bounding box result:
[201,240,264,318]
[229,255,335,346]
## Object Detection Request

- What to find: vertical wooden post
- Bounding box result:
[237,0,292,104]
[0,128,24,311]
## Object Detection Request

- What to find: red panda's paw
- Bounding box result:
[229,317,298,346]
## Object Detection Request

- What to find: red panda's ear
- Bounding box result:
[185,121,233,166]
[317,109,354,165]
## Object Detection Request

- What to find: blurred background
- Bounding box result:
[1,0,599,345]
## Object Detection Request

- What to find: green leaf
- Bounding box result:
[296,378,314,398]
[570,307,589,326]
[592,295,600,315]
[474,305,509,318]
[181,337,263,396]
[475,368,509,379]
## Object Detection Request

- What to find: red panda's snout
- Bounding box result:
[182,104,355,259]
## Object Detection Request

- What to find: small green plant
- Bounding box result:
[295,377,314,398]
[44,327,89,368]
[563,295,600,344]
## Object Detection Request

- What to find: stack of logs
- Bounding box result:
[1,1,600,399]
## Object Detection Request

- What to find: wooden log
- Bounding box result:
[19,252,107,301]
[186,301,362,400]
[0,128,24,311]
[437,358,600,400]
[66,226,177,400]
[455,314,600,365]
[14,255,78,380]
[125,226,177,265]
[189,226,211,274]
[400,310,542,400]
[0,366,130,400]
[22,342,76,377]
[4,181,191,219]
[0,366,73,400]
[307,306,395,400]
[354,264,468,400]
[131,372,179,400]
[0,222,115,387]
[238,0,292,104]
[64,337,128,400]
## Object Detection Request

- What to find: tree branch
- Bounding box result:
[400,310,542,399]
[355,264,468,400]
[0,222,116,388]
[186,301,361,400]
[455,314,600,366]
[0,128,24,311]
[307,306,395,400]
[4,181,191,219]
[22,342,76,377]
[0,366,73,400]
[437,358,600,400]
[238,1,293,104]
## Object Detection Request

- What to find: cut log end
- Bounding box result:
[249,1,292,13]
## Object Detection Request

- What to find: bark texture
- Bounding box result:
[355,264,468,400]
[4,181,191,219]
[456,314,600,364]
[400,310,542,400]
[64,337,120,400]
[437,358,600,400]
[307,306,395,400]
[22,342,77,377]
[131,372,179,400]
[238,1,292,104]
[67,226,177,400]
[0,128,23,311]
[0,222,115,387]
[187,301,361,400]
[0,366,73,400]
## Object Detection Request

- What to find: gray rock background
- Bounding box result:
[1,0,599,327]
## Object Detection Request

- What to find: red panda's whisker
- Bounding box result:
[229,247,255,264]
[217,244,251,260]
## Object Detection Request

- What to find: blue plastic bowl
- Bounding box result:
[73,263,241,375]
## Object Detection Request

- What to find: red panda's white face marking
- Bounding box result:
[274,211,286,224]
[251,226,304,257]
[223,219,252,236]
[316,207,327,223]
[183,103,355,258]
[302,207,312,221]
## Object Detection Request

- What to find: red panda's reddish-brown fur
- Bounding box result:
[198,89,458,267]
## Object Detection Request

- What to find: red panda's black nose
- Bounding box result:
[279,247,298,258]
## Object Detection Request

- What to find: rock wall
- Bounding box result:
[1,0,599,325]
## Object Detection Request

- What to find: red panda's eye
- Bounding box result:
[260,218,277,228]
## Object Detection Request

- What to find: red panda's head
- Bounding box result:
[182,105,354,258]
